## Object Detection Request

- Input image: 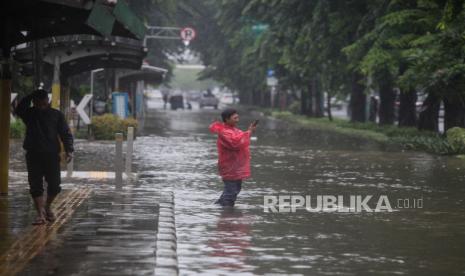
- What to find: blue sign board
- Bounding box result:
[112,92,129,119]
[267,69,275,77]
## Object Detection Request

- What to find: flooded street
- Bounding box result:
[135,106,465,275]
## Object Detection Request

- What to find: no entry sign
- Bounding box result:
[180,27,196,41]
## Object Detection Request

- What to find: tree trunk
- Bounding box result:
[252,89,260,106]
[307,82,314,116]
[350,73,366,122]
[443,95,465,131]
[368,96,378,123]
[327,94,333,121]
[260,90,267,107]
[378,76,396,125]
[314,78,324,117]
[418,93,440,132]
[301,88,308,115]
[398,89,417,127]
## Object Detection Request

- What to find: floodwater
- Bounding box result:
[6,102,465,275]
[135,104,465,276]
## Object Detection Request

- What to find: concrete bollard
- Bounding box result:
[125,127,134,179]
[66,158,73,178]
[115,133,123,188]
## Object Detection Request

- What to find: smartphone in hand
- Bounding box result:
[252,120,259,126]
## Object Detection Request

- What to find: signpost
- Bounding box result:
[76,94,93,125]
[266,69,278,86]
[266,69,278,108]
[180,27,196,46]
[10,93,17,122]
[144,25,197,46]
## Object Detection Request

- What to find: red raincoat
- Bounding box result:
[209,121,251,181]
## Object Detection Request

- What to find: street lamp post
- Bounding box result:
[90,68,104,119]
[89,68,104,137]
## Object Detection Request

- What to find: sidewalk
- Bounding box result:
[0,172,177,275]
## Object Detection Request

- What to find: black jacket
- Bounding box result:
[15,94,74,153]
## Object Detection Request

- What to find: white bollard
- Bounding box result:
[115,133,123,188]
[66,158,73,178]
[125,127,134,179]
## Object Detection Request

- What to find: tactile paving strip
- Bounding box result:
[0,187,92,276]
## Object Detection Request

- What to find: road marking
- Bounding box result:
[0,187,92,276]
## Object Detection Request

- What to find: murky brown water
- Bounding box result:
[136,106,465,275]
[6,104,465,275]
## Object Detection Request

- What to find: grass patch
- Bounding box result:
[10,120,25,139]
[263,109,456,155]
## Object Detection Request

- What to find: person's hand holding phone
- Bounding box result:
[248,120,259,133]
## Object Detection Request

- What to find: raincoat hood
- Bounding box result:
[209,121,251,181]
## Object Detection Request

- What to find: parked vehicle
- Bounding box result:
[220,93,235,105]
[170,95,184,110]
[186,90,202,102]
[199,90,219,109]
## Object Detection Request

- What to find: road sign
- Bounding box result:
[180,27,196,41]
[267,76,278,86]
[10,93,17,121]
[76,94,93,125]
[267,69,275,77]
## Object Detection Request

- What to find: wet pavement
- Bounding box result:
[3,102,465,275]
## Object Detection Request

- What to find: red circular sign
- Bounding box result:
[180,27,196,41]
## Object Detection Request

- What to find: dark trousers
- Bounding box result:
[26,151,61,198]
[215,180,242,207]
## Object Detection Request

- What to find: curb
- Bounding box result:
[154,191,178,276]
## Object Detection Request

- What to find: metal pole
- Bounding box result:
[90,69,94,117]
[32,40,43,88]
[115,133,123,188]
[89,70,94,138]
[51,55,61,109]
[67,118,74,179]
[89,68,103,138]
[125,127,134,179]
[0,61,11,195]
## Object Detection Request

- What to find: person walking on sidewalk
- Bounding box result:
[15,89,74,225]
[209,108,257,207]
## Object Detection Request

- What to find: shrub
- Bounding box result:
[10,119,25,139]
[91,114,138,140]
[288,101,301,114]
[446,127,465,153]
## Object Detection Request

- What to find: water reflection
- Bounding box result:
[208,208,251,271]
[0,195,9,249]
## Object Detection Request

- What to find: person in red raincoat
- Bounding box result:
[209,108,257,207]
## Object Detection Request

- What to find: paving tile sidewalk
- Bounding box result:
[0,174,177,276]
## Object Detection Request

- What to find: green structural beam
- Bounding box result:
[112,0,146,40]
[86,3,116,37]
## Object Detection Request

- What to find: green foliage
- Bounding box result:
[446,127,465,153]
[91,114,138,140]
[9,120,25,139]
[185,0,465,132]
[170,67,218,91]
[288,101,301,115]
[270,109,457,155]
